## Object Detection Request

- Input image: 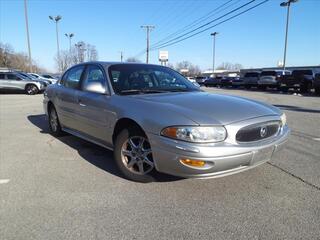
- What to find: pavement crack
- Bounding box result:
[267,162,320,191]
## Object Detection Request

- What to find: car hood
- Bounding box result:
[132,92,280,125]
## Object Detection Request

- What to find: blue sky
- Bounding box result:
[0,0,319,72]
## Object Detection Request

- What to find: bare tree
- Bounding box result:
[217,62,243,70]
[0,42,46,72]
[126,57,141,63]
[175,61,201,76]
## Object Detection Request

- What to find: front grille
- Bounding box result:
[236,121,280,142]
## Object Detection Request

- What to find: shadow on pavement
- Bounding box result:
[27,114,182,183]
[273,104,320,114]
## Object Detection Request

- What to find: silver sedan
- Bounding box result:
[43,62,290,182]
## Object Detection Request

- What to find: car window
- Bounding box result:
[7,74,21,80]
[82,65,106,91]
[0,74,5,79]
[292,70,313,76]
[108,64,198,95]
[63,66,84,89]
[244,72,259,77]
[260,71,276,76]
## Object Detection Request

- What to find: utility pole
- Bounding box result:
[24,0,32,72]
[210,32,218,74]
[280,0,298,71]
[119,51,123,62]
[141,25,155,64]
[65,33,74,52]
[49,15,62,71]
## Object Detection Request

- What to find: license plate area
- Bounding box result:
[251,146,274,165]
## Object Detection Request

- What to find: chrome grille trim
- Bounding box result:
[236,121,281,143]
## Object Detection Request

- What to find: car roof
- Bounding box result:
[73,61,164,69]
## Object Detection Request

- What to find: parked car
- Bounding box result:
[195,76,208,85]
[41,74,57,80]
[29,73,57,84]
[243,72,260,89]
[280,69,314,93]
[186,77,200,87]
[220,76,241,87]
[0,72,46,94]
[314,73,320,95]
[44,62,290,182]
[204,77,221,87]
[17,71,52,86]
[232,76,244,87]
[258,70,291,90]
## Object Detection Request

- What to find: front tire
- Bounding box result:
[114,128,155,183]
[25,84,39,95]
[48,106,63,137]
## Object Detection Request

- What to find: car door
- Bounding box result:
[0,73,8,89]
[74,64,115,146]
[54,65,85,130]
[6,73,24,90]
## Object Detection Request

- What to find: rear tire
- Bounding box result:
[114,128,155,183]
[48,106,63,137]
[315,87,320,96]
[25,84,39,95]
[300,82,312,93]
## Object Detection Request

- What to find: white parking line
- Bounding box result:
[0,179,10,184]
[312,138,320,142]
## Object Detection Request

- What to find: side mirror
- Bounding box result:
[84,81,107,94]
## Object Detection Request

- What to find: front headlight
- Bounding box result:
[280,113,287,126]
[161,126,227,143]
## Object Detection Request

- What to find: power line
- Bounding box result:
[133,0,240,59]
[151,0,269,51]
[152,0,237,47]
[151,0,256,49]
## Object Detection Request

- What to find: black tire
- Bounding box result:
[315,87,320,96]
[300,82,312,93]
[25,84,39,95]
[48,106,63,137]
[258,86,267,91]
[245,85,251,90]
[114,127,155,183]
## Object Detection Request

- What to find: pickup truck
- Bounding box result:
[280,69,314,93]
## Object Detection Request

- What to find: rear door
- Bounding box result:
[74,64,114,145]
[6,73,24,90]
[55,65,85,129]
[0,73,8,89]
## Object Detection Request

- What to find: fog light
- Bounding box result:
[180,158,206,167]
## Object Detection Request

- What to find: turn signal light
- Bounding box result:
[180,158,206,167]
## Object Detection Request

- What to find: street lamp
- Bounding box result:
[280,0,298,71]
[65,33,74,52]
[24,0,32,72]
[210,32,219,75]
[49,15,62,71]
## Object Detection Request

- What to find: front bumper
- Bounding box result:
[148,120,290,179]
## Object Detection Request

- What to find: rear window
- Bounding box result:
[260,71,277,76]
[292,70,313,76]
[244,72,259,77]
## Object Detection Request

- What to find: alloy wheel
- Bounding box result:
[121,136,154,175]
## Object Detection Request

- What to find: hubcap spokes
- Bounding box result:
[121,136,154,175]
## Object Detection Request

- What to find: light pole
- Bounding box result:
[24,0,32,72]
[119,51,124,62]
[210,32,218,75]
[65,33,74,52]
[49,15,62,71]
[141,25,155,64]
[280,0,298,71]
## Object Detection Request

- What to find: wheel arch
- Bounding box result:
[112,118,146,144]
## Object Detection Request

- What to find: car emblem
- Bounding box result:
[260,126,267,138]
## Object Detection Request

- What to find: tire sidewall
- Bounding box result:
[114,128,155,183]
[25,84,39,95]
[48,106,62,136]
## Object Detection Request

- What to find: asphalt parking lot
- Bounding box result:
[1,88,319,240]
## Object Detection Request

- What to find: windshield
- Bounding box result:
[244,72,259,77]
[108,64,200,95]
[292,70,313,76]
[260,71,277,76]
